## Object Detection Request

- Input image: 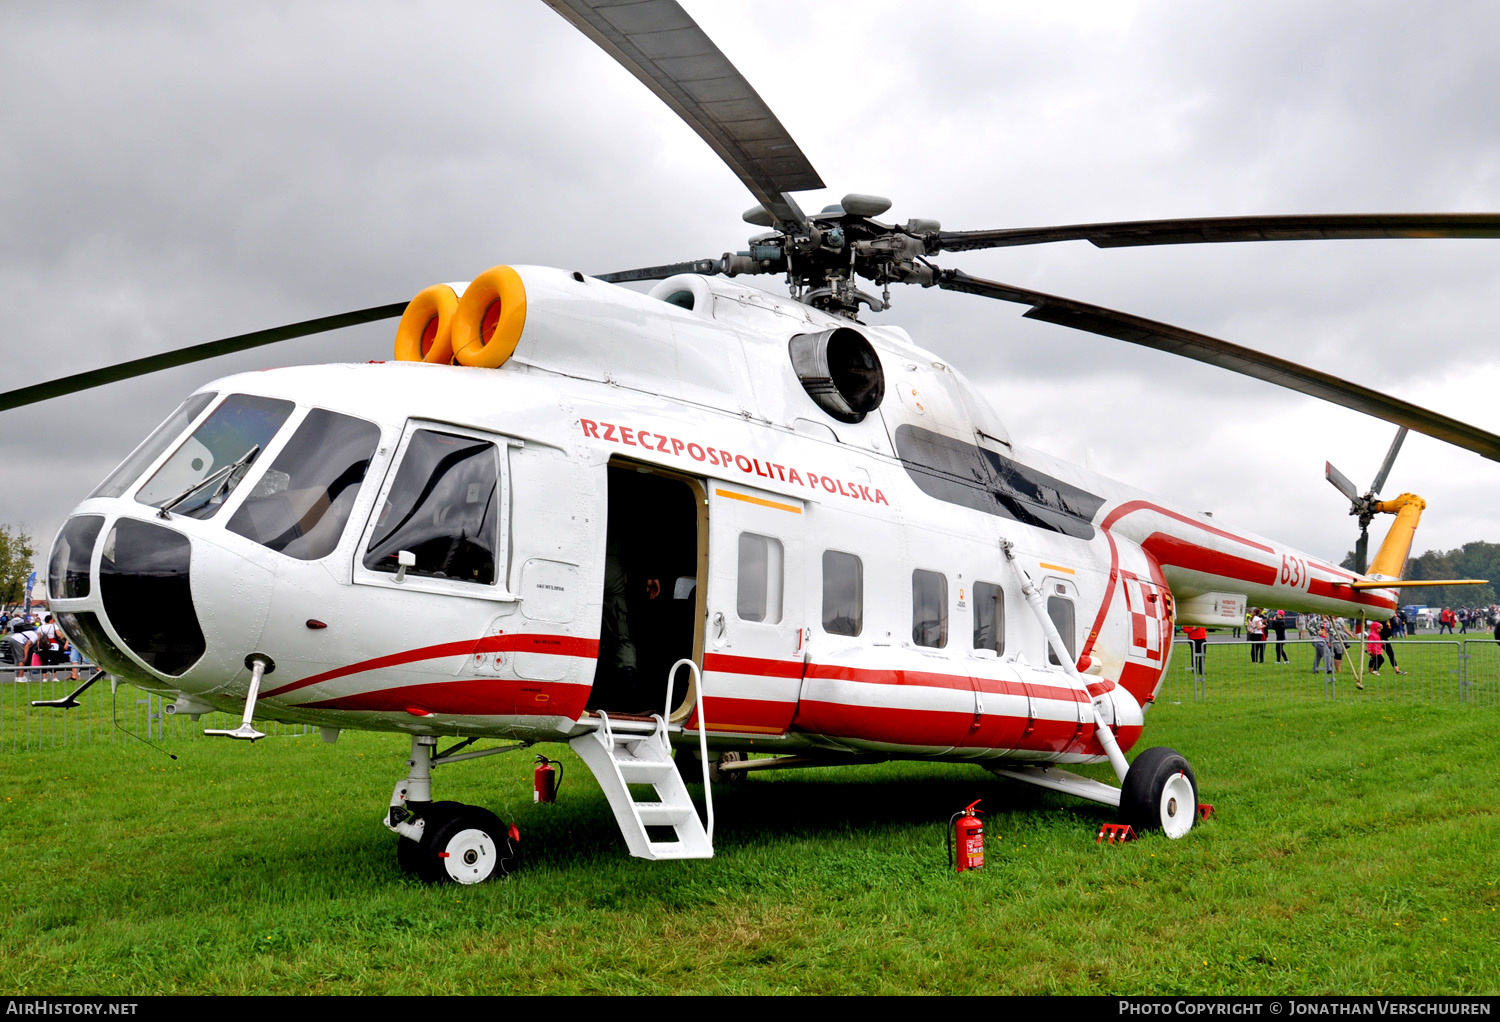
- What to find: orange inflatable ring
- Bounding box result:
[393,284,460,364]
[452,265,527,369]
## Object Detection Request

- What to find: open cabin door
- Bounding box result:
[693,482,808,738]
[590,462,706,716]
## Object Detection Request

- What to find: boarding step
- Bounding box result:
[568,710,713,860]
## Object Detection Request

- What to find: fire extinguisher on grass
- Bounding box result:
[533,755,563,803]
[946,799,985,873]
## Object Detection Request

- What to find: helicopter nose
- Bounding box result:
[57,516,209,678]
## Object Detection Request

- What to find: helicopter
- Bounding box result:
[10,1,1500,884]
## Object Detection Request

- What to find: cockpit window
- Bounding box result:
[227,409,381,560]
[91,392,217,499]
[362,429,498,585]
[135,394,294,519]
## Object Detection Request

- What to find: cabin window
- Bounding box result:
[363,429,499,585]
[912,569,947,648]
[822,550,863,636]
[228,409,381,560]
[736,532,784,624]
[974,581,1005,655]
[1046,595,1076,666]
[134,393,294,519]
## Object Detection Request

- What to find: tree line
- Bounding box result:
[1343,540,1500,607]
[0,524,38,608]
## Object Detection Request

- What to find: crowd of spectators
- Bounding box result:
[1179,604,1500,684]
[0,607,83,682]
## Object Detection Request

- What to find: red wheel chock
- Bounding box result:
[1097,823,1136,844]
[1197,803,1214,820]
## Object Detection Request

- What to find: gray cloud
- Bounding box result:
[2,0,1496,571]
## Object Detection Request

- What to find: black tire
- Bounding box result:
[416,804,518,885]
[674,748,705,785]
[709,749,746,784]
[1120,747,1198,838]
[395,800,460,874]
[674,749,746,785]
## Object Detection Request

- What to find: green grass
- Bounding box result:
[2,699,1498,995]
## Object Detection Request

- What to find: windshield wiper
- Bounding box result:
[157,444,260,518]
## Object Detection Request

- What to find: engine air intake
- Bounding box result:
[452,265,528,369]
[394,284,460,364]
[788,327,885,424]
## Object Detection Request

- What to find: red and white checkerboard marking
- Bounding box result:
[1121,572,1163,661]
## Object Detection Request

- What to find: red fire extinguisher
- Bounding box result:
[533,755,562,803]
[947,799,985,873]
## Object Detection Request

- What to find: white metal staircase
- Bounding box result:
[568,659,714,860]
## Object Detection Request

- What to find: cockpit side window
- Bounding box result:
[134,394,294,519]
[362,429,499,585]
[227,409,381,560]
[91,391,217,499]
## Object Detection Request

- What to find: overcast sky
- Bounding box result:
[3,0,1498,581]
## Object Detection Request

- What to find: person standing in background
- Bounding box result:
[1272,610,1289,663]
[1380,617,1406,675]
[1311,617,1333,676]
[1181,623,1208,678]
[1367,621,1384,676]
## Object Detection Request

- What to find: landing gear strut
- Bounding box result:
[384,736,520,884]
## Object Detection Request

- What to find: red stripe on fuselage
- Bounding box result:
[803,662,1086,704]
[1081,500,1275,664]
[260,633,599,700]
[1139,534,1279,586]
[1307,579,1396,611]
[793,700,1142,757]
[298,677,590,718]
[702,653,806,679]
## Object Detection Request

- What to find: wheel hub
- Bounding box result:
[1160,772,1196,839]
[442,828,498,884]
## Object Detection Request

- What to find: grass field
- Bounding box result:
[2,696,1498,996]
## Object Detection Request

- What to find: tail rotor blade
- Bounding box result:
[1325,461,1362,505]
[1369,426,1409,496]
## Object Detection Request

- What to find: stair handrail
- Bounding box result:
[668,657,712,846]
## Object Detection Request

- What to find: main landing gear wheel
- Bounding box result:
[409,804,519,884]
[674,748,745,785]
[1120,747,1198,839]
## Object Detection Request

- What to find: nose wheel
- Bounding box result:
[398,802,519,884]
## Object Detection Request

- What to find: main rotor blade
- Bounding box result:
[1370,426,1409,495]
[932,213,1500,254]
[0,302,408,412]
[936,268,1500,463]
[1325,461,1361,505]
[593,258,722,283]
[543,0,822,227]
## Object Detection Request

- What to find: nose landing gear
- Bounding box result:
[385,736,521,884]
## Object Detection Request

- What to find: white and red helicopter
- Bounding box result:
[13,0,1500,884]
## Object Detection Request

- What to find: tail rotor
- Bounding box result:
[1326,426,1408,574]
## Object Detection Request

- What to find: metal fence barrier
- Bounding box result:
[1158,636,1500,707]
[0,664,312,753]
